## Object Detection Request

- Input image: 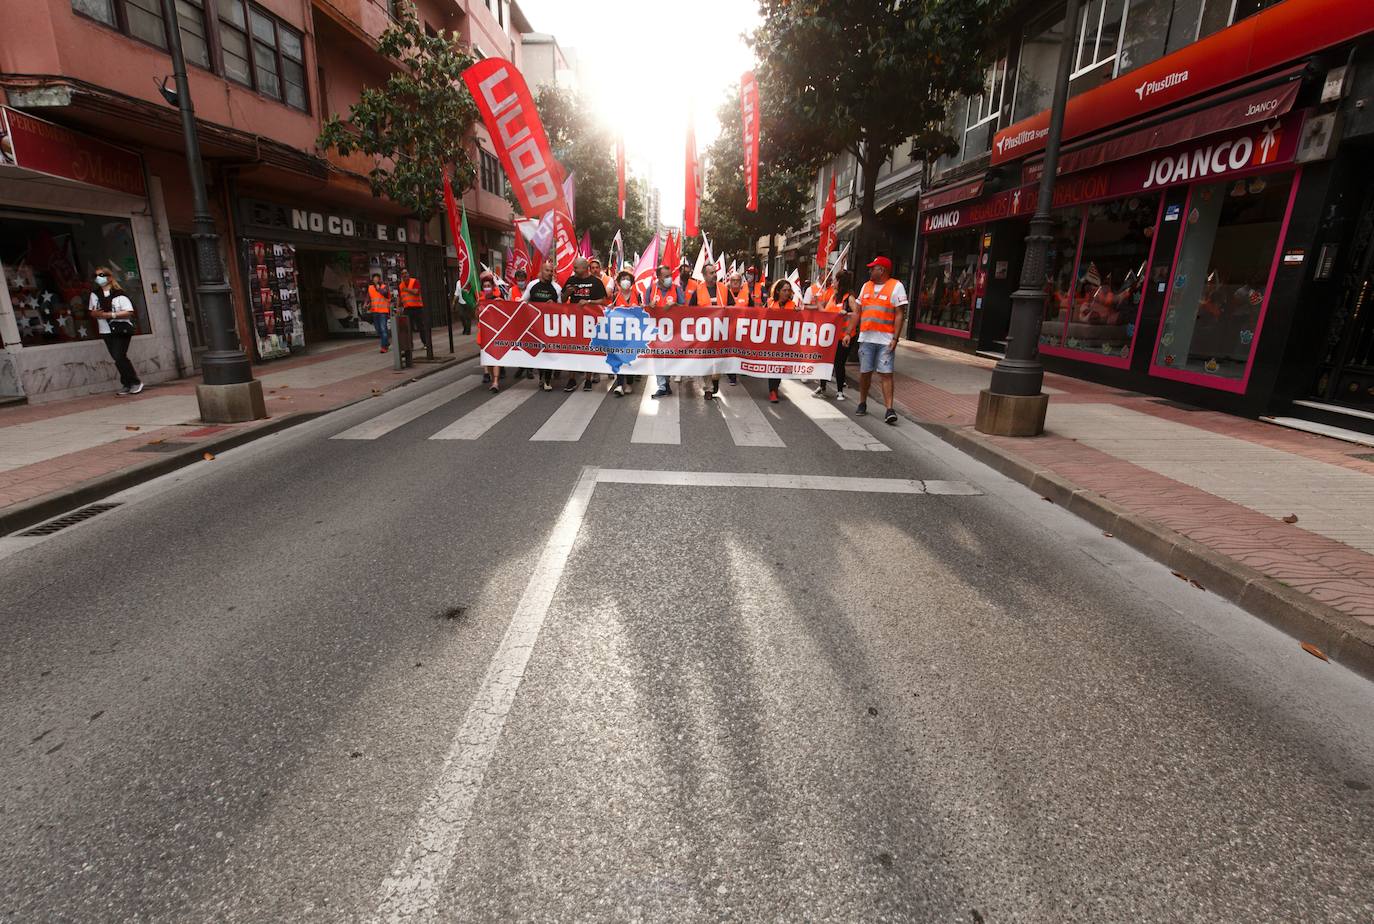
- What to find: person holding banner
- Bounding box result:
[688,263,726,400]
[524,263,562,392]
[722,271,756,387]
[745,266,765,305]
[608,268,641,398]
[854,256,907,425]
[479,273,504,392]
[562,257,608,393]
[649,266,685,399]
[764,278,803,404]
[813,270,855,401]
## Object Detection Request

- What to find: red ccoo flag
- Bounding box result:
[461,58,565,218]
[616,136,626,221]
[816,173,838,270]
[661,230,680,272]
[684,116,701,237]
[740,71,760,212]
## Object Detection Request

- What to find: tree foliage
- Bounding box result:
[317,3,477,219]
[699,82,815,268]
[752,0,1011,254]
[516,85,654,261]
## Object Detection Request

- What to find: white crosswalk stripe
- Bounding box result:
[531,388,608,442]
[714,385,785,448]
[331,376,481,440]
[429,380,538,440]
[778,380,891,451]
[631,382,680,445]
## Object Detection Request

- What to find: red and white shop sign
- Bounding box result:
[990,0,1374,166]
[924,110,1305,235]
[0,106,146,197]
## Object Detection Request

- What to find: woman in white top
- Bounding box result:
[88,267,143,395]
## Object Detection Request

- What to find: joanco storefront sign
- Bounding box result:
[0,106,145,197]
[990,0,1374,166]
[923,111,1305,234]
[238,197,411,245]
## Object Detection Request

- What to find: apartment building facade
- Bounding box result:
[911,0,1374,433]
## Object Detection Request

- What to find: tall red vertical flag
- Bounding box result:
[661,231,680,271]
[740,71,760,212]
[616,136,626,220]
[684,116,701,237]
[816,173,838,269]
[553,211,578,285]
[461,58,566,218]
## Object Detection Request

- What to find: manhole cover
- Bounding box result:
[134,441,192,453]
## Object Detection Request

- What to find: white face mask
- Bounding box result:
[95,275,109,286]
[620,279,632,291]
[659,278,671,288]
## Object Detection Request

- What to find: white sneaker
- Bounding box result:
[613,384,624,397]
[812,383,827,396]
[115,387,131,396]
[129,382,145,395]
[835,389,846,401]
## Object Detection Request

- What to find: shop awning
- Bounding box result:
[919,177,984,213]
[1024,65,1306,183]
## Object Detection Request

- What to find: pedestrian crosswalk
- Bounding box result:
[332,374,904,451]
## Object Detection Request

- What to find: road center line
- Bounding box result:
[373,466,599,922]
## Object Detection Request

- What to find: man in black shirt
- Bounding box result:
[525,263,561,391]
[562,257,608,392]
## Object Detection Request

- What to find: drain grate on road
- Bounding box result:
[134,441,192,453]
[18,503,122,536]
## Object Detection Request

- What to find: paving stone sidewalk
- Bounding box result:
[885,341,1374,629]
[0,330,478,522]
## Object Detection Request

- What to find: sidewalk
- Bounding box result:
[884,340,1374,672]
[0,330,478,532]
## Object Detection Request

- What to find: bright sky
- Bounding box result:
[516,0,760,227]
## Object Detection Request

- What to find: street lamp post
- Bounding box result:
[159,0,266,423]
[976,0,1082,437]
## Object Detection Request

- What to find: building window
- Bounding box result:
[964,57,1008,161]
[479,149,504,196]
[176,0,211,68]
[1,210,151,346]
[217,0,253,85]
[1037,206,1089,348]
[1152,172,1296,384]
[1068,0,1126,96]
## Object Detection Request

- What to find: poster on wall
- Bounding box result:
[345,251,407,337]
[243,239,304,360]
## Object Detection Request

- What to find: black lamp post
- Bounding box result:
[159,0,265,421]
[977,0,1082,436]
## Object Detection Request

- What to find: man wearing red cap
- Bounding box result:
[854,255,907,424]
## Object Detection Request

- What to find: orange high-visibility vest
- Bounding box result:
[368,284,391,314]
[509,285,524,301]
[611,287,639,306]
[858,278,900,335]
[398,278,423,309]
[689,282,723,306]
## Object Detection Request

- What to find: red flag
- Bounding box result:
[684,117,701,237]
[442,170,473,293]
[553,211,578,285]
[662,231,679,272]
[527,245,543,279]
[817,173,838,269]
[461,58,565,218]
[616,136,626,221]
[740,71,760,213]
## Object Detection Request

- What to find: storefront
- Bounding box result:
[0,106,185,401]
[913,94,1316,408]
[232,195,420,361]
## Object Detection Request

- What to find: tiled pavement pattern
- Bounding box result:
[0,331,477,513]
[890,343,1374,625]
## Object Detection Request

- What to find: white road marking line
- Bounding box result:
[530,387,607,442]
[631,382,680,444]
[331,376,481,440]
[373,466,599,922]
[428,380,537,440]
[594,469,980,495]
[715,386,785,448]
[778,380,891,451]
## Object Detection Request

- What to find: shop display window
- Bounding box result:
[1056,194,1161,360]
[1152,172,1295,385]
[1,210,149,347]
[1036,207,1086,349]
[916,228,981,334]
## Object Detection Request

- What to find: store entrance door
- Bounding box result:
[296,248,369,342]
[1313,183,1374,415]
[171,234,208,369]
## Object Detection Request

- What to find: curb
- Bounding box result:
[920,419,1374,684]
[0,352,473,538]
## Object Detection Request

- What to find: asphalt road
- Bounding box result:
[2,360,1372,923]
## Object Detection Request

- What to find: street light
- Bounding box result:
[159,0,266,422]
[976,0,1082,437]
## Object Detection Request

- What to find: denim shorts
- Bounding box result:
[857,339,895,374]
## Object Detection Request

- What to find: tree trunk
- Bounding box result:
[856,144,886,273]
[766,233,777,287]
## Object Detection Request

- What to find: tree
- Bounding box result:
[752,0,1011,263]
[317,2,478,218]
[699,84,814,275]
[515,86,654,260]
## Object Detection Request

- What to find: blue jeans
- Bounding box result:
[857,339,894,374]
[371,312,390,348]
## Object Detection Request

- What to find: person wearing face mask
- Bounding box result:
[368,272,393,353]
[478,273,503,392]
[89,267,143,395]
[687,263,725,399]
[678,259,700,305]
[721,271,755,386]
[744,266,765,305]
[647,265,684,399]
[764,278,803,403]
[606,269,641,397]
[525,263,562,391]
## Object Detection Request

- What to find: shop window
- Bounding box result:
[1153,172,1295,383]
[915,228,981,334]
[1,210,150,347]
[1057,194,1161,359]
[1037,207,1087,348]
